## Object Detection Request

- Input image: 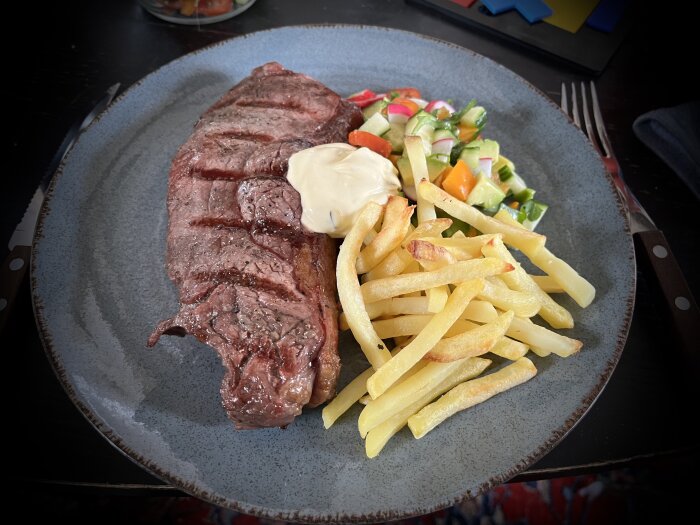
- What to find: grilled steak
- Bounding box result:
[148,62,363,429]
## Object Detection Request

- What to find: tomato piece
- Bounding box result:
[348,130,393,158]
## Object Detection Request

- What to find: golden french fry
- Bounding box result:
[421,234,500,260]
[463,299,499,323]
[506,316,582,357]
[372,314,432,339]
[482,236,574,329]
[401,218,453,248]
[493,209,595,308]
[490,337,529,360]
[405,136,436,223]
[530,275,564,293]
[361,258,513,303]
[365,357,491,457]
[407,240,458,266]
[336,202,392,369]
[322,367,374,429]
[356,196,414,274]
[367,279,485,399]
[477,279,541,318]
[425,310,514,362]
[427,285,450,313]
[418,180,546,253]
[363,247,413,282]
[408,357,538,439]
[360,357,468,437]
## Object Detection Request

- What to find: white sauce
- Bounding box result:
[287,143,401,238]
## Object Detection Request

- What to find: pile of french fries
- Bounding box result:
[323,137,596,458]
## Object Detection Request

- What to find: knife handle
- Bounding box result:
[0,245,31,333]
[634,229,700,371]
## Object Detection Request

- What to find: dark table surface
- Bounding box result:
[5,0,699,511]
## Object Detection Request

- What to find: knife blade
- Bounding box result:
[0,83,120,331]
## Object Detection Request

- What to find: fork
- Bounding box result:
[561,81,699,362]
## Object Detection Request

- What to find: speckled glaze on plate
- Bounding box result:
[32,26,635,523]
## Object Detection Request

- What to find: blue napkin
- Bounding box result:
[633,101,700,201]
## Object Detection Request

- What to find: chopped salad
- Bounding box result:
[346,88,548,235]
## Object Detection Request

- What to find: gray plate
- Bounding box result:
[32,25,635,523]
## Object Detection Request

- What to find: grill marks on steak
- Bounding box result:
[148,62,363,428]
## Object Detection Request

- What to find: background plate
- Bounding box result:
[32,25,635,523]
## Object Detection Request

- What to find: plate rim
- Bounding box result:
[31,24,637,523]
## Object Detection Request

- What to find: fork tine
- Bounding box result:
[580,82,602,153]
[589,81,612,157]
[560,82,568,115]
[570,82,581,128]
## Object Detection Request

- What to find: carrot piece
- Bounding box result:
[457,125,478,142]
[440,160,476,201]
[388,87,422,99]
[348,130,393,158]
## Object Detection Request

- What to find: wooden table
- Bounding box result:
[5,0,698,507]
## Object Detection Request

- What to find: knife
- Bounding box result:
[0,83,120,332]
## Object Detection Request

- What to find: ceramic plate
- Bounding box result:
[32,26,635,522]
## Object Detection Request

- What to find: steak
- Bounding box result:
[148,62,363,429]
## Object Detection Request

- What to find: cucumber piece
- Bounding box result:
[518,200,549,231]
[498,165,528,195]
[406,110,437,155]
[384,123,406,153]
[433,129,458,142]
[513,188,536,203]
[396,156,449,184]
[492,154,515,175]
[466,173,506,209]
[460,106,487,129]
[496,202,520,221]
[359,112,391,136]
[458,146,481,173]
[466,138,499,162]
[362,99,387,120]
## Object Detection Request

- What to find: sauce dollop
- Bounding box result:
[287,143,401,238]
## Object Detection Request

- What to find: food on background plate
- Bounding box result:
[147,63,363,429]
[322,87,595,457]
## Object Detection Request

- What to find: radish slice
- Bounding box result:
[387,103,414,124]
[431,137,455,156]
[478,158,493,176]
[425,100,456,114]
[410,98,428,108]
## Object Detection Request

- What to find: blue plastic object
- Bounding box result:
[587,0,627,33]
[482,0,553,23]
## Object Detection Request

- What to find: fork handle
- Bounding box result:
[634,229,700,368]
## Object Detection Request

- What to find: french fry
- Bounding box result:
[482,236,574,329]
[425,310,514,362]
[506,316,582,357]
[405,136,436,223]
[407,357,538,439]
[366,279,484,399]
[477,279,541,318]
[363,247,413,282]
[418,180,546,253]
[360,357,470,437]
[356,196,414,274]
[401,218,453,248]
[361,258,513,303]
[407,240,458,266]
[530,275,564,293]
[493,209,595,308]
[420,234,500,260]
[322,367,374,429]
[463,299,499,323]
[490,337,530,360]
[372,314,432,339]
[365,357,491,457]
[336,202,392,369]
